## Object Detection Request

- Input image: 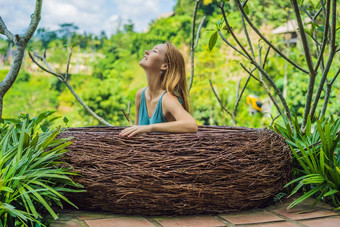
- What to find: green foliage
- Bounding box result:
[2,71,59,119]
[273,115,340,210]
[2,0,339,129]
[1,111,64,136]
[0,39,9,55]
[209,31,218,51]
[0,113,83,226]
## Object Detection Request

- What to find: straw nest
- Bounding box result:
[58,126,291,215]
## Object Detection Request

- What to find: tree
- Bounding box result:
[57,23,79,45]
[0,0,43,120]
[29,47,114,126]
[123,19,135,33]
[207,0,339,131]
[36,27,57,49]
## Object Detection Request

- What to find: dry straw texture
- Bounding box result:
[59,126,291,215]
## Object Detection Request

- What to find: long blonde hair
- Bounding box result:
[161,43,190,113]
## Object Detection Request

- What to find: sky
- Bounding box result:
[0,0,177,37]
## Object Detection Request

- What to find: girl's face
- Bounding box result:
[139,44,168,71]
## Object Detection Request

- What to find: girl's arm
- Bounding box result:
[134,88,144,125]
[150,93,198,133]
[119,93,198,137]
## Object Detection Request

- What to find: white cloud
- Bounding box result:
[41,0,106,33]
[0,0,175,37]
[0,0,36,34]
[111,0,161,32]
[102,15,120,36]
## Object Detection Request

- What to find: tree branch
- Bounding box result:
[233,0,309,74]
[189,0,203,92]
[240,13,255,58]
[314,0,331,73]
[301,5,323,21]
[216,3,252,60]
[194,16,206,49]
[321,67,340,116]
[30,50,113,126]
[329,67,340,86]
[291,0,315,75]
[240,64,261,82]
[217,31,249,59]
[320,84,331,118]
[0,17,16,43]
[29,51,62,79]
[270,114,281,127]
[233,64,252,116]
[301,6,313,19]
[236,46,270,84]
[262,47,271,69]
[257,46,283,117]
[216,1,292,127]
[0,0,42,120]
[313,7,323,20]
[310,0,336,120]
[33,52,60,76]
[234,79,241,106]
[66,47,73,81]
[241,62,282,117]
[291,0,317,129]
[121,101,133,126]
[189,16,205,91]
[22,0,43,42]
[209,79,235,125]
[64,80,113,126]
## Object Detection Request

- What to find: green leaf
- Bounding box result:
[324,189,339,197]
[31,180,78,209]
[301,175,325,184]
[284,174,314,188]
[243,4,249,15]
[304,28,312,37]
[63,117,69,124]
[209,31,218,51]
[297,0,305,5]
[18,186,40,219]
[40,125,48,132]
[17,119,27,160]
[308,0,316,9]
[320,148,325,175]
[24,184,58,220]
[287,185,323,209]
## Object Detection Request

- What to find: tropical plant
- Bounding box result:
[273,115,340,210]
[0,114,83,226]
[208,0,339,130]
[0,111,67,136]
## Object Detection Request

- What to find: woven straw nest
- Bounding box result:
[59,126,291,215]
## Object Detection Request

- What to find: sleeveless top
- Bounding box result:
[138,87,183,125]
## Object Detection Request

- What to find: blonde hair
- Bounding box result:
[161,43,190,113]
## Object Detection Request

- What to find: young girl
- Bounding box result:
[119,43,198,138]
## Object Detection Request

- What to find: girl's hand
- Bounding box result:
[119,125,152,138]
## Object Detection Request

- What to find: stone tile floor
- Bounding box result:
[50,197,340,227]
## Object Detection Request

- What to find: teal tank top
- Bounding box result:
[138,87,183,125]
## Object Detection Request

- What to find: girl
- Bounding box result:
[119,43,198,138]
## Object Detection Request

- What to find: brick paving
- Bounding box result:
[50,197,340,227]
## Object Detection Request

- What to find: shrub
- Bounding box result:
[273,115,340,210]
[0,112,83,226]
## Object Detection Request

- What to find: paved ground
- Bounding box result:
[50,196,340,227]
